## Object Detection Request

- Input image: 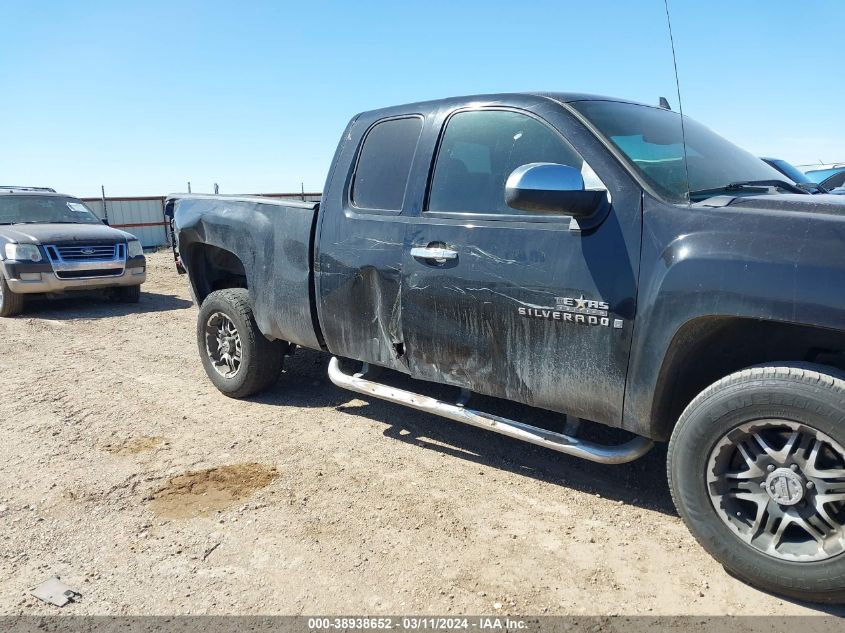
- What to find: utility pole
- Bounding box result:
[301,182,305,201]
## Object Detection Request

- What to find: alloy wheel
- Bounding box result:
[707,419,845,561]
[204,311,243,378]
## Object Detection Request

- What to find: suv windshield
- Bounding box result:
[0,196,101,225]
[571,100,787,203]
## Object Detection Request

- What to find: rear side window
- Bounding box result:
[352,116,423,211]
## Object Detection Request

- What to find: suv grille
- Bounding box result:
[47,244,120,261]
[45,242,127,279]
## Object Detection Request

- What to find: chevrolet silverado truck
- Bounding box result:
[0,187,146,316]
[168,93,845,603]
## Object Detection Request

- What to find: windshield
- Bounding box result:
[0,196,101,225]
[571,100,787,203]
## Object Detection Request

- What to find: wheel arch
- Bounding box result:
[649,316,845,441]
[185,242,249,305]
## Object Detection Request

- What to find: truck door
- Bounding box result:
[399,107,642,426]
[316,114,423,372]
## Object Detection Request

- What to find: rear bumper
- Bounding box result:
[2,257,146,294]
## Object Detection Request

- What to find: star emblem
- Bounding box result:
[575,296,587,310]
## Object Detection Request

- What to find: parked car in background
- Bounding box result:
[170,91,845,603]
[760,157,827,193]
[0,186,146,316]
[802,163,845,190]
[819,171,845,192]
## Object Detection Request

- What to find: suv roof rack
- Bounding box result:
[0,185,57,192]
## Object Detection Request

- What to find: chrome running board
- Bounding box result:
[327,357,652,464]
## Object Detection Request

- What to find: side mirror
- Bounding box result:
[505,163,605,218]
[101,218,109,226]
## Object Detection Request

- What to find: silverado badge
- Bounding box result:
[518,296,623,328]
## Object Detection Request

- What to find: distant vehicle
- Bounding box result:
[819,171,845,192]
[170,91,845,603]
[0,187,146,316]
[760,157,827,193]
[802,163,845,189]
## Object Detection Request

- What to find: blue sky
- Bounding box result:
[1,1,842,197]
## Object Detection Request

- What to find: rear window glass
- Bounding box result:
[352,117,423,211]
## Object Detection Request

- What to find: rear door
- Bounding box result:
[399,105,642,426]
[316,114,424,371]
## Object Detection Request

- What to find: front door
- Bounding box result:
[400,107,641,426]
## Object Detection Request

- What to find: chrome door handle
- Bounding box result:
[410,246,458,262]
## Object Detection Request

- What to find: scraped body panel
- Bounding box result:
[172,195,321,350]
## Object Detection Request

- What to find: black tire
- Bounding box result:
[669,363,845,603]
[0,274,24,317]
[196,288,287,398]
[113,284,141,303]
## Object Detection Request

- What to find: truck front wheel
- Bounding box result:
[196,288,287,398]
[669,363,845,603]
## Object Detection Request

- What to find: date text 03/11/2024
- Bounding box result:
[307,617,528,630]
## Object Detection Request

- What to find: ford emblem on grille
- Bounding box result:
[80,248,96,255]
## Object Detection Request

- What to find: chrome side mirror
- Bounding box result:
[505,162,604,218]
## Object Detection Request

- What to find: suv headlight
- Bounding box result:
[4,243,42,262]
[127,240,143,258]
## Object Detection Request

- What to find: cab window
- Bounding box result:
[352,116,423,212]
[427,110,599,215]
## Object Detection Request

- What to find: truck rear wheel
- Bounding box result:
[196,288,287,398]
[668,363,845,603]
[0,274,24,317]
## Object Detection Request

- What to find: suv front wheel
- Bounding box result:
[669,363,845,603]
[0,274,24,317]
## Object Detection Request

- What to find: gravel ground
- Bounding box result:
[0,251,840,617]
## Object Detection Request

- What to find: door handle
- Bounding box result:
[410,246,458,263]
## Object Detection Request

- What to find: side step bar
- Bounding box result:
[327,357,653,465]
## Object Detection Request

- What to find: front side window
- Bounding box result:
[0,196,101,225]
[428,109,596,215]
[352,116,423,211]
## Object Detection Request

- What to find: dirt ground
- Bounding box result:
[0,251,840,617]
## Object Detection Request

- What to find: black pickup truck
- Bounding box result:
[168,93,845,603]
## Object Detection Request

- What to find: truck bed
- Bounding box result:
[168,194,322,350]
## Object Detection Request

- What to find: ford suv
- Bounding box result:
[0,187,146,316]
